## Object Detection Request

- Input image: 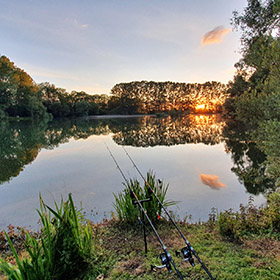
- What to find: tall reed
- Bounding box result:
[113,171,177,223]
[0,193,93,280]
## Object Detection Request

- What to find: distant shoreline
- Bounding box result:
[82,114,156,119]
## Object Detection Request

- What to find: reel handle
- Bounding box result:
[151,253,173,273]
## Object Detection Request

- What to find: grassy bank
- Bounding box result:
[91,218,280,280]
[1,215,280,279]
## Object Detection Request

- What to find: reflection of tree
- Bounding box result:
[0,121,45,184]
[0,119,110,184]
[223,120,275,195]
[3,116,274,197]
[113,115,225,147]
[0,116,225,185]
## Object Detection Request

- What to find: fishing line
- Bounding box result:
[103,141,184,280]
[122,145,215,280]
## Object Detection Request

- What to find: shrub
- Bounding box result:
[218,209,240,239]
[262,192,280,232]
[218,192,280,239]
[0,194,93,280]
[113,171,177,223]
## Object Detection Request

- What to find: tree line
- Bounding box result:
[0,55,229,120]
[0,55,110,119]
[110,80,228,114]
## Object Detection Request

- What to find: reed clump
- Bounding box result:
[0,193,93,280]
[113,171,177,224]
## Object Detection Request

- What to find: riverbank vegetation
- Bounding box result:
[0,194,95,280]
[1,191,280,280]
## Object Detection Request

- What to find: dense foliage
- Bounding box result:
[218,191,280,239]
[0,55,109,119]
[226,0,280,186]
[39,82,109,117]
[0,56,48,119]
[110,81,228,114]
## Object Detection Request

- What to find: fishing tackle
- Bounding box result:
[176,247,195,266]
[151,252,172,272]
[104,142,184,280]
[122,145,215,280]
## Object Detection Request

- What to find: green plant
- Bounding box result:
[217,209,240,239]
[218,192,280,239]
[113,171,177,223]
[262,191,280,232]
[0,193,93,280]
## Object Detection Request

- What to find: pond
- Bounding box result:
[0,115,268,229]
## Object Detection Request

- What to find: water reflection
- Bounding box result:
[0,121,43,184]
[113,114,225,147]
[222,120,276,195]
[0,115,276,197]
[199,174,226,190]
[0,119,111,184]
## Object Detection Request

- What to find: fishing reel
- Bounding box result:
[176,246,195,267]
[151,252,172,273]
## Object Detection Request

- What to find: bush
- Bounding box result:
[113,171,177,224]
[0,194,93,280]
[218,192,280,239]
[262,192,280,232]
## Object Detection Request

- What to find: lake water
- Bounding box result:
[0,115,267,229]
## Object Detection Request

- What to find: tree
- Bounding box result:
[227,0,280,116]
[231,0,280,93]
[0,56,18,116]
[0,55,47,118]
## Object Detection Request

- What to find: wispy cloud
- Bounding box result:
[201,26,231,45]
[81,24,88,28]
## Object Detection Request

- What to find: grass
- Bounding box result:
[2,220,280,279]
[89,218,280,280]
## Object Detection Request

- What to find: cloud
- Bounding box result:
[201,26,231,45]
[199,174,226,190]
[73,19,88,29]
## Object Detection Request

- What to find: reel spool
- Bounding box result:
[176,246,195,267]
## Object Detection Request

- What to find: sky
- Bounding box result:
[0,0,248,95]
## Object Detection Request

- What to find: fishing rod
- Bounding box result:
[122,145,215,280]
[104,141,184,280]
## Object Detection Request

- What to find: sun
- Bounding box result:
[195,104,206,111]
